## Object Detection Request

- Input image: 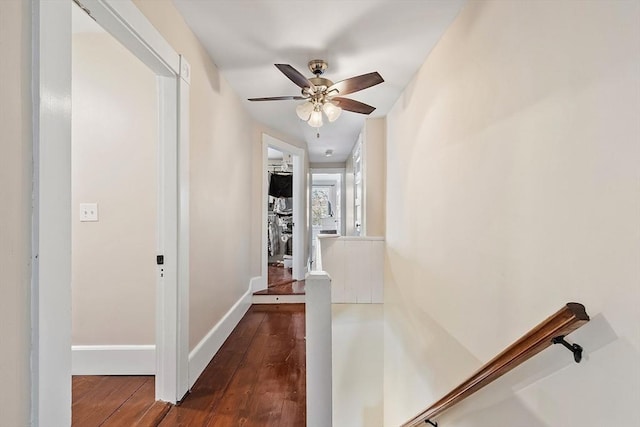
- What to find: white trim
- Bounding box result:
[154,74,178,402]
[261,134,307,288]
[310,168,347,237]
[305,272,333,427]
[250,276,264,293]
[72,345,156,375]
[252,294,306,304]
[82,0,179,75]
[34,1,189,423]
[179,55,191,85]
[176,54,191,400]
[188,286,252,388]
[32,3,73,425]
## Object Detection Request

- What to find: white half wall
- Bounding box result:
[317,236,384,303]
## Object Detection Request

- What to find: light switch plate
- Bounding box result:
[80,203,98,222]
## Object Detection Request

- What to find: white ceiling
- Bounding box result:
[173,0,466,163]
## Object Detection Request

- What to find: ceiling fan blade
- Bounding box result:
[327,72,384,96]
[275,64,316,91]
[248,96,307,101]
[332,97,376,115]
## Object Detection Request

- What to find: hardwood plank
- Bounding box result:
[205,304,306,426]
[280,399,305,427]
[160,309,268,426]
[250,303,305,313]
[101,377,155,426]
[72,375,107,404]
[72,304,306,426]
[253,280,305,295]
[205,330,271,422]
[256,265,305,295]
[72,376,148,426]
[244,392,285,427]
[135,400,172,427]
[267,264,294,287]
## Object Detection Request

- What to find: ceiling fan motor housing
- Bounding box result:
[308,59,328,76]
[306,60,333,97]
[308,77,333,90]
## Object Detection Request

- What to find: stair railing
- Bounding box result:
[401,302,590,427]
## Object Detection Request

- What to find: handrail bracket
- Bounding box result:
[425,420,438,427]
[552,335,583,363]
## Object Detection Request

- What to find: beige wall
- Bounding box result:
[71,32,157,345]
[384,1,640,425]
[363,118,386,236]
[0,1,31,425]
[134,0,266,350]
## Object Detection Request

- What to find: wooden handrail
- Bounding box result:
[401,302,589,426]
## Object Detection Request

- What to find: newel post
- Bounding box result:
[305,271,332,427]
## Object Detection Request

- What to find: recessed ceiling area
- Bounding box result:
[173,0,466,163]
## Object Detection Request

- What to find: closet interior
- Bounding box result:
[267,149,294,276]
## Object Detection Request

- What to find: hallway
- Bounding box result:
[72,304,306,426]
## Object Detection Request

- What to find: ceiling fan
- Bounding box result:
[248,60,384,128]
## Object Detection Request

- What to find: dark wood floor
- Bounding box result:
[267,264,294,287]
[254,265,305,296]
[72,304,306,426]
[72,375,169,426]
[253,280,305,296]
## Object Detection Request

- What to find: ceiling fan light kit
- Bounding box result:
[322,101,342,122]
[308,108,324,128]
[295,101,315,121]
[248,59,384,129]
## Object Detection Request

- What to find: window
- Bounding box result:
[312,186,333,226]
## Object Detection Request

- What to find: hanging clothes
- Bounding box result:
[269,173,293,198]
[267,216,278,257]
[273,197,293,214]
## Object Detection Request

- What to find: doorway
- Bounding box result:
[34,1,190,423]
[267,147,294,287]
[70,1,156,378]
[258,134,306,294]
[310,170,344,268]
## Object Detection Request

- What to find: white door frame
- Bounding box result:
[33,1,190,425]
[260,134,306,289]
[310,168,346,237]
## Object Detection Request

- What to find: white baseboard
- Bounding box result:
[252,294,306,304]
[71,345,156,375]
[250,275,266,292]
[188,285,252,388]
